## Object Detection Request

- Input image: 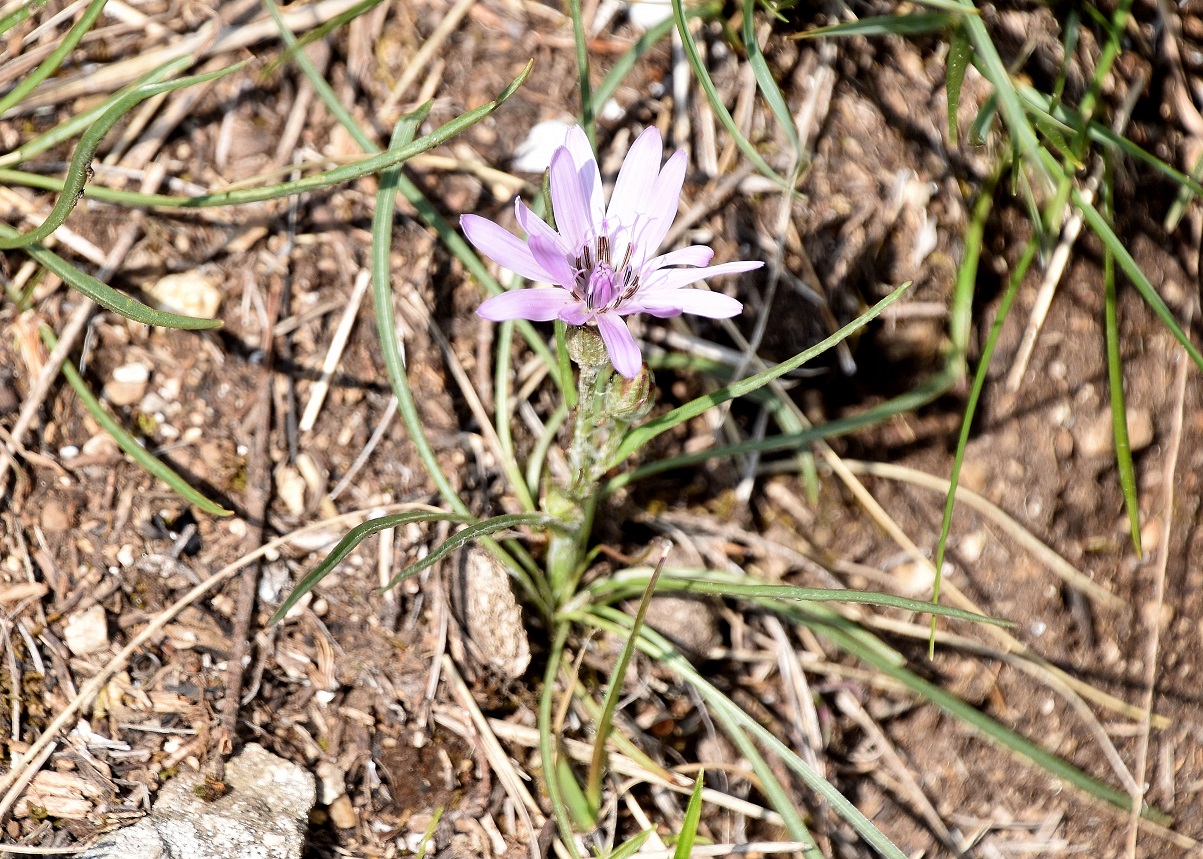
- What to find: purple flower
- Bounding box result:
[461,126,762,378]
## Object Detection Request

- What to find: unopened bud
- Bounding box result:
[567,327,608,368]
[604,366,655,421]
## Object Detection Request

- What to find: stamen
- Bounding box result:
[598,234,610,265]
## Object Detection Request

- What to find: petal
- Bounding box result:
[564,126,604,224]
[595,312,642,378]
[633,148,688,262]
[515,198,571,256]
[606,126,662,224]
[461,215,554,283]
[559,304,593,326]
[641,260,762,291]
[622,289,743,319]
[528,233,578,287]
[642,245,714,274]
[549,146,593,251]
[478,288,579,322]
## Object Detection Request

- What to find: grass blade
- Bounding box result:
[929,234,1037,652]
[5,236,222,329]
[1071,187,1203,371]
[606,282,910,470]
[0,0,108,117]
[269,510,471,623]
[0,60,252,250]
[586,545,670,809]
[1102,160,1141,554]
[672,770,706,859]
[670,0,792,191]
[381,512,555,591]
[799,12,956,38]
[586,571,1012,627]
[743,0,800,158]
[945,23,972,146]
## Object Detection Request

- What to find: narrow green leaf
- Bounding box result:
[381,513,557,591]
[1072,188,1203,372]
[968,91,998,147]
[0,59,189,170]
[606,282,910,470]
[1102,162,1142,555]
[605,362,959,494]
[5,236,222,329]
[743,0,801,158]
[587,549,669,809]
[930,233,1036,654]
[673,771,706,859]
[0,0,108,117]
[0,60,252,250]
[270,511,471,623]
[800,12,955,38]
[945,24,972,146]
[604,830,653,859]
[0,0,52,40]
[593,4,719,109]
[567,0,594,146]
[539,623,584,859]
[587,571,1011,626]
[670,0,793,191]
[39,328,231,517]
[263,0,386,78]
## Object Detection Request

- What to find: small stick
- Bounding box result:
[1125,310,1190,857]
[299,269,369,433]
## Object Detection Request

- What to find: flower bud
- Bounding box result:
[604,365,655,421]
[567,327,608,368]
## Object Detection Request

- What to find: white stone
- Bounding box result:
[82,744,316,859]
[146,271,222,319]
[64,605,108,656]
[275,465,307,517]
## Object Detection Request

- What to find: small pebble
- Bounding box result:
[64,605,108,656]
[327,793,356,830]
[146,271,222,319]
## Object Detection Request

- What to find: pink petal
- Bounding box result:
[514,199,571,256]
[634,149,687,263]
[461,215,554,283]
[528,233,577,287]
[595,312,642,378]
[478,288,579,322]
[559,304,593,326]
[564,126,604,224]
[622,289,743,319]
[641,260,762,291]
[549,147,593,252]
[606,126,662,225]
[642,245,714,274]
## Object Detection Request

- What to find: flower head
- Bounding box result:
[462,126,762,378]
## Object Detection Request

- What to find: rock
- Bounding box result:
[1074,408,1155,459]
[643,595,720,657]
[41,498,72,532]
[82,744,315,859]
[145,271,222,319]
[275,465,307,517]
[104,363,150,407]
[64,605,109,656]
[326,793,356,830]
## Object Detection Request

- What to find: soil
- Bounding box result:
[1,0,1202,857]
